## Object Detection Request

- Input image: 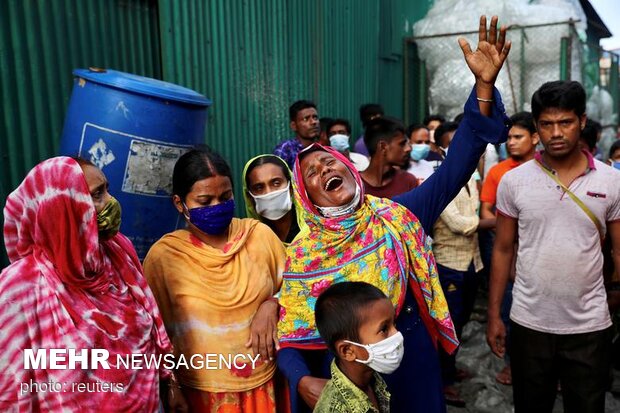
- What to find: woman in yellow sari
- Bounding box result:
[144,149,285,412]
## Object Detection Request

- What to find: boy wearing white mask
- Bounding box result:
[314,281,403,413]
[406,124,436,184]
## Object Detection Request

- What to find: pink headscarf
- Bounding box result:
[278,144,458,353]
[1,157,171,412]
[293,143,364,215]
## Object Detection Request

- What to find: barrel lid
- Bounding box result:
[73,68,212,106]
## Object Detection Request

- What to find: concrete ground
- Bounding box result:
[446,294,620,413]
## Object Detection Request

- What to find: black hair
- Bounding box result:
[71,156,95,167]
[359,103,384,127]
[434,121,459,148]
[289,100,317,122]
[405,123,428,138]
[510,111,537,135]
[453,113,465,123]
[172,147,233,201]
[363,116,406,156]
[423,114,445,126]
[327,118,352,136]
[609,140,620,159]
[580,119,601,152]
[244,155,291,189]
[320,117,334,132]
[315,281,388,354]
[531,81,586,121]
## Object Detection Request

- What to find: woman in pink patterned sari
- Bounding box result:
[0,157,171,412]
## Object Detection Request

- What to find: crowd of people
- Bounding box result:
[1,14,619,413]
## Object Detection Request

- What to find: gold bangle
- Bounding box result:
[476,97,493,103]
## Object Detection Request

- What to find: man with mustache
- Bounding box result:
[274,100,321,169]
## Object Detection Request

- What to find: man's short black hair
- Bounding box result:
[327,118,352,135]
[531,81,586,121]
[434,121,459,148]
[359,103,384,127]
[580,119,601,152]
[510,112,536,135]
[405,123,428,138]
[320,117,334,132]
[315,281,388,354]
[363,117,405,156]
[423,114,445,126]
[290,100,317,122]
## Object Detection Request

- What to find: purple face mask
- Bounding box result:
[184,199,235,235]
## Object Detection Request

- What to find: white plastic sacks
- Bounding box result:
[414,0,586,118]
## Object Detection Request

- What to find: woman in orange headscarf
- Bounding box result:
[144,149,286,412]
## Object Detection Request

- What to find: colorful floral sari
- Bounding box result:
[277,145,458,354]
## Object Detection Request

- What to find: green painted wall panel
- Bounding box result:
[158,0,384,216]
[1,0,433,268]
[379,0,433,121]
[0,0,161,268]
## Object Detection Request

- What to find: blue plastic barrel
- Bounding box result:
[59,68,211,258]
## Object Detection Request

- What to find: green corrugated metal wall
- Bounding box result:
[158,0,384,215]
[378,0,434,117]
[1,0,433,268]
[157,0,432,216]
[0,0,161,267]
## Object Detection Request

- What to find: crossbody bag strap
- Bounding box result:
[535,160,604,243]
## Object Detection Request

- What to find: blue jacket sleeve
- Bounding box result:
[393,86,510,234]
[277,347,311,395]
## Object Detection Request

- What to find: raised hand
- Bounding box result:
[459,15,511,90]
[458,15,511,115]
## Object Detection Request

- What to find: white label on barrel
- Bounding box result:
[123,140,188,196]
[78,123,192,197]
[88,139,116,169]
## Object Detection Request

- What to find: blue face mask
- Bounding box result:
[329,134,350,153]
[410,144,430,161]
[612,161,620,170]
[499,142,508,161]
[184,199,235,235]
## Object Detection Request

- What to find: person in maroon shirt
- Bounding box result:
[360,117,418,199]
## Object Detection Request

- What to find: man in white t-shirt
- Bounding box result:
[487,80,620,413]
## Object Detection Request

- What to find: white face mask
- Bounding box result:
[345,331,404,374]
[329,134,350,153]
[249,182,292,221]
[315,184,361,218]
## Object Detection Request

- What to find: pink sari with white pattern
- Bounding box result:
[0,157,171,412]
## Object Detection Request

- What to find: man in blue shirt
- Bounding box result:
[274,100,320,168]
